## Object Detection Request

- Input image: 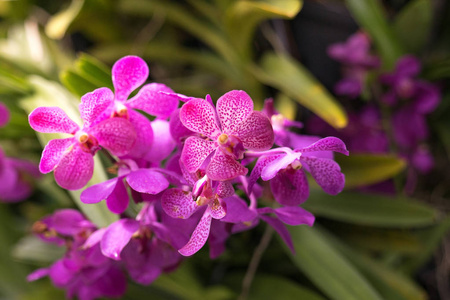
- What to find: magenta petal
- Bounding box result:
[83,228,106,248]
[0,102,10,127]
[54,145,94,190]
[270,170,309,206]
[261,151,301,181]
[29,107,79,134]
[180,136,216,173]
[216,90,253,133]
[126,110,153,158]
[179,99,221,139]
[145,120,176,162]
[161,189,198,219]
[127,83,179,119]
[89,117,137,156]
[260,215,295,253]
[206,149,248,181]
[101,218,140,260]
[126,169,169,194]
[52,209,86,235]
[273,206,315,226]
[296,137,349,155]
[221,196,257,223]
[302,157,345,195]
[209,199,226,220]
[179,210,212,256]
[169,108,194,142]
[80,177,118,204]
[49,259,74,287]
[27,268,49,282]
[106,180,129,214]
[112,56,149,101]
[234,111,274,150]
[79,87,114,127]
[247,155,280,194]
[216,181,234,198]
[40,138,74,173]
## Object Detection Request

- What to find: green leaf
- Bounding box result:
[320,227,428,300]
[225,0,302,57]
[345,0,403,69]
[19,76,118,228]
[251,53,348,128]
[60,69,99,98]
[74,53,113,90]
[336,153,406,189]
[12,236,65,263]
[45,0,85,39]
[285,226,383,300]
[248,274,325,300]
[393,0,432,53]
[304,191,438,227]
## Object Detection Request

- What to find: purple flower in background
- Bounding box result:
[248,137,348,206]
[29,88,137,190]
[0,102,10,127]
[0,147,40,202]
[179,90,274,181]
[328,31,380,98]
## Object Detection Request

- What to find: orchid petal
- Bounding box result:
[80,177,118,204]
[296,137,349,155]
[54,145,94,190]
[221,196,257,223]
[126,110,153,157]
[0,103,10,127]
[51,209,86,235]
[247,154,280,194]
[145,119,176,162]
[270,170,309,206]
[161,189,198,219]
[216,90,253,134]
[127,83,179,119]
[206,149,248,181]
[29,107,79,134]
[101,218,140,260]
[260,215,295,253]
[126,169,169,194]
[169,108,194,142]
[273,206,315,226]
[179,99,221,139]
[89,117,137,156]
[302,156,345,195]
[39,138,74,173]
[261,151,301,181]
[27,268,49,282]
[83,228,106,249]
[180,136,216,173]
[216,181,234,198]
[112,56,149,101]
[234,111,274,150]
[209,199,226,220]
[106,180,129,214]
[179,210,212,256]
[79,87,114,127]
[49,259,74,286]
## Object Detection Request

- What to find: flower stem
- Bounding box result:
[238,224,274,300]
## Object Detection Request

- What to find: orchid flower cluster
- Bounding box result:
[27,56,348,299]
[321,32,441,192]
[0,103,40,202]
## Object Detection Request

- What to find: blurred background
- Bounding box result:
[0,0,449,299]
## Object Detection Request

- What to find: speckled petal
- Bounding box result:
[209,199,226,220]
[0,102,10,127]
[216,90,253,133]
[112,56,149,101]
[234,111,274,150]
[180,136,216,173]
[261,151,301,181]
[53,145,94,190]
[179,210,212,256]
[179,99,221,139]
[29,107,79,134]
[270,170,309,206]
[101,218,140,260]
[216,181,234,198]
[127,83,180,119]
[301,156,345,195]
[79,87,114,127]
[206,149,248,181]
[161,188,198,219]
[39,138,74,173]
[296,137,349,155]
[126,110,153,158]
[89,117,137,157]
[126,169,169,194]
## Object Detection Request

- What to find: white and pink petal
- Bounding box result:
[112,56,149,101]
[179,99,221,139]
[234,111,274,150]
[53,145,94,190]
[180,136,216,173]
[29,107,79,134]
[206,149,248,181]
[216,90,253,133]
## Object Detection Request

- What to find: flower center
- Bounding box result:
[217,134,244,160]
[75,131,100,154]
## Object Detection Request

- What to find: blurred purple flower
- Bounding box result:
[0,102,10,127]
